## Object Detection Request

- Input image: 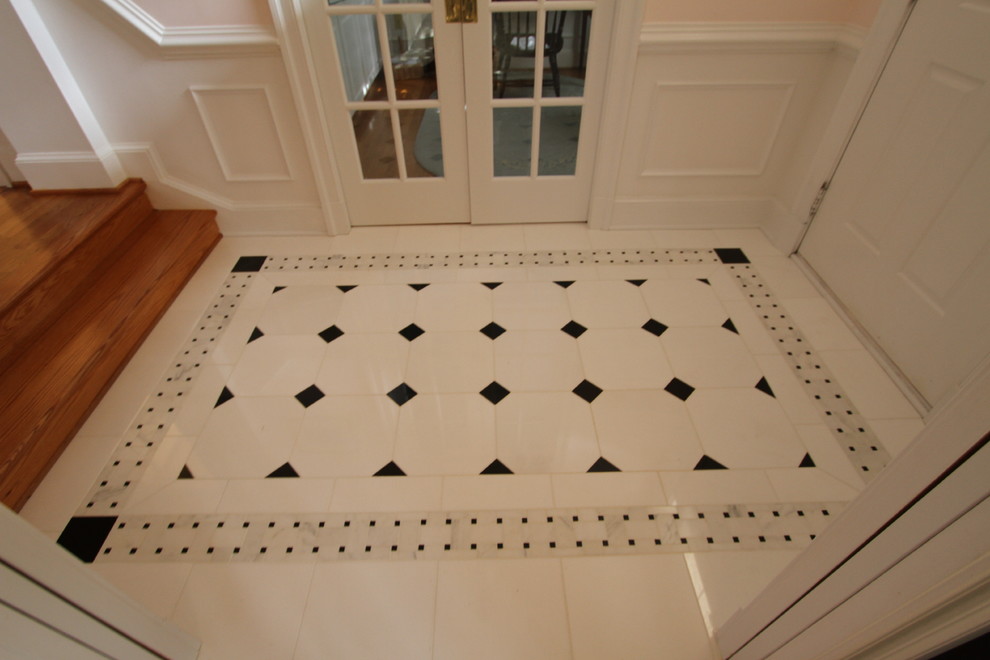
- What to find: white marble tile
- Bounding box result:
[705,267,746,301]
[552,472,667,508]
[293,396,398,477]
[226,335,326,397]
[567,280,651,328]
[721,299,780,355]
[167,364,233,438]
[405,331,494,394]
[524,264,600,282]
[394,393,496,476]
[523,223,592,250]
[396,224,463,252]
[216,479,335,513]
[492,281,571,330]
[586,228,657,248]
[414,282,493,331]
[458,224,527,252]
[795,424,866,489]
[456,265,530,283]
[123,480,227,515]
[659,470,779,505]
[496,392,600,473]
[494,330,584,392]
[593,263,670,281]
[662,327,763,389]
[328,477,444,512]
[765,468,862,502]
[782,297,864,351]
[435,559,572,660]
[592,390,702,471]
[170,563,315,660]
[441,475,555,510]
[328,226,399,253]
[748,255,821,298]
[818,349,920,419]
[91,562,193,621]
[126,435,196,505]
[651,229,722,248]
[870,417,925,457]
[687,389,806,469]
[335,284,417,333]
[714,228,781,256]
[640,278,729,327]
[316,332,409,396]
[578,328,674,390]
[753,353,825,426]
[256,285,344,336]
[564,555,717,660]
[295,561,438,660]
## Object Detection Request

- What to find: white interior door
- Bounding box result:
[799,0,990,409]
[303,0,614,226]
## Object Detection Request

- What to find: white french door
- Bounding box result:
[302,0,614,226]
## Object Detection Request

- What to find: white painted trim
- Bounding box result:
[98,0,279,58]
[640,21,866,54]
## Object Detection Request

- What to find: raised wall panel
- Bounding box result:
[190,86,292,182]
[641,82,793,176]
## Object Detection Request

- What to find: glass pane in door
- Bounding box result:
[538,106,581,175]
[492,12,538,99]
[493,107,533,176]
[330,13,382,103]
[402,108,443,177]
[553,10,591,99]
[352,109,399,179]
[384,13,438,102]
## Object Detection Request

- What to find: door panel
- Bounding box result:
[800,0,990,407]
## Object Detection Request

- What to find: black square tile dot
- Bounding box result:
[319,325,345,343]
[295,385,325,407]
[480,381,510,404]
[561,321,587,338]
[714,248,750,264]
[664,378,695,401]
[642,319,668,337]
[388,383,418,406]
[399,324,425,341]
[480,322,506,340]
[57,516,118,563]
[231,256,267,272]
[572,380,603,403]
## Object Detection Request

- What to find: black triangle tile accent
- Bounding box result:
[215,386,234,408]
[554,281,575,289]
[374,461,406,477]
[231,256,267,272]
[482,282,503,290]
[57,516,118,563]
[480,381,511,404]
[387,383,418,406]
[664,378,695,401]
[561,320,587,338]
[697,278,711,285]
[337,285,357,293]
[800,453,816,468]
[588,457,620,472]
[480,322,506,340]
[755,376,776,398]
[642,319,668,337]
[273,286,286,293]
[295,385,325,408]
[572,379,603,403]
[319,325,345,343]
[267,462,299,478]
[178,465,194,479]
[695,455,728,470]
[248,327,265,344]
[722,318,739,334]
[481,459,513,475]
[408,283,430,291]
[714,248,750,264]
[626,279,646,287]
[399,323,425,341]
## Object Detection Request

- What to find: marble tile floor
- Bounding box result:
[19,225,925,659]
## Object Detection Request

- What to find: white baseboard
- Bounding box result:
[14,150,124,190]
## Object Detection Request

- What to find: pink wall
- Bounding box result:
[132,0,272,28]
[643,0,883,28]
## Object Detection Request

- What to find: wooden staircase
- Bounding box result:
[0,180,220,511]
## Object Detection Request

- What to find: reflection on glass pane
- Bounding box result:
[492,10,589,99]
[538,106,581,176]
[557,10,590,98]
[404,108,442,177]
[328,0,373,6]
[493,107,533,177]
[492,12,537,98]
[331,13,382,103]
[352,109,399,179]
[385,14,438,102]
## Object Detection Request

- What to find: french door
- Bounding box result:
[302,0,615,225]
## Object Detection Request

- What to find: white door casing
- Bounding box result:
[799,0,990,411]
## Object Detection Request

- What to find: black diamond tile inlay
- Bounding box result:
[664,378,695,401]
[561,320,587,338]
[481,459,513,475]
[295,385,325,408]
[697,278,711,285]
[800,453,816,468]
[480,381,510,404]
[232,256,267,272]
[572,379,603,403]
[273,286,286,294]
[626,279,647,287]
[755,376,776,397]
[178,465,194,479]
[408,283,430,291]
[714,248,750,264]
[722,318,739,334]
[57,516,118,563]
[267,462,299,478]
[374,461,406,477]
[482,282,502,290]
[387,383,418,406]
[337,285,357,293]
[215,386,234,408]
[480,322,506,340]
[248,327,265,344]
[400,324,425,341]
[319,325,345,343]
[695,455,728,470]
[554,280,575,289]
[642,319,668,337]
[588,457,621,472]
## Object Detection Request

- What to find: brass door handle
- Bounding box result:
[445,0,478,23]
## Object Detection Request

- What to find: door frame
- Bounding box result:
[271,0,645,235]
